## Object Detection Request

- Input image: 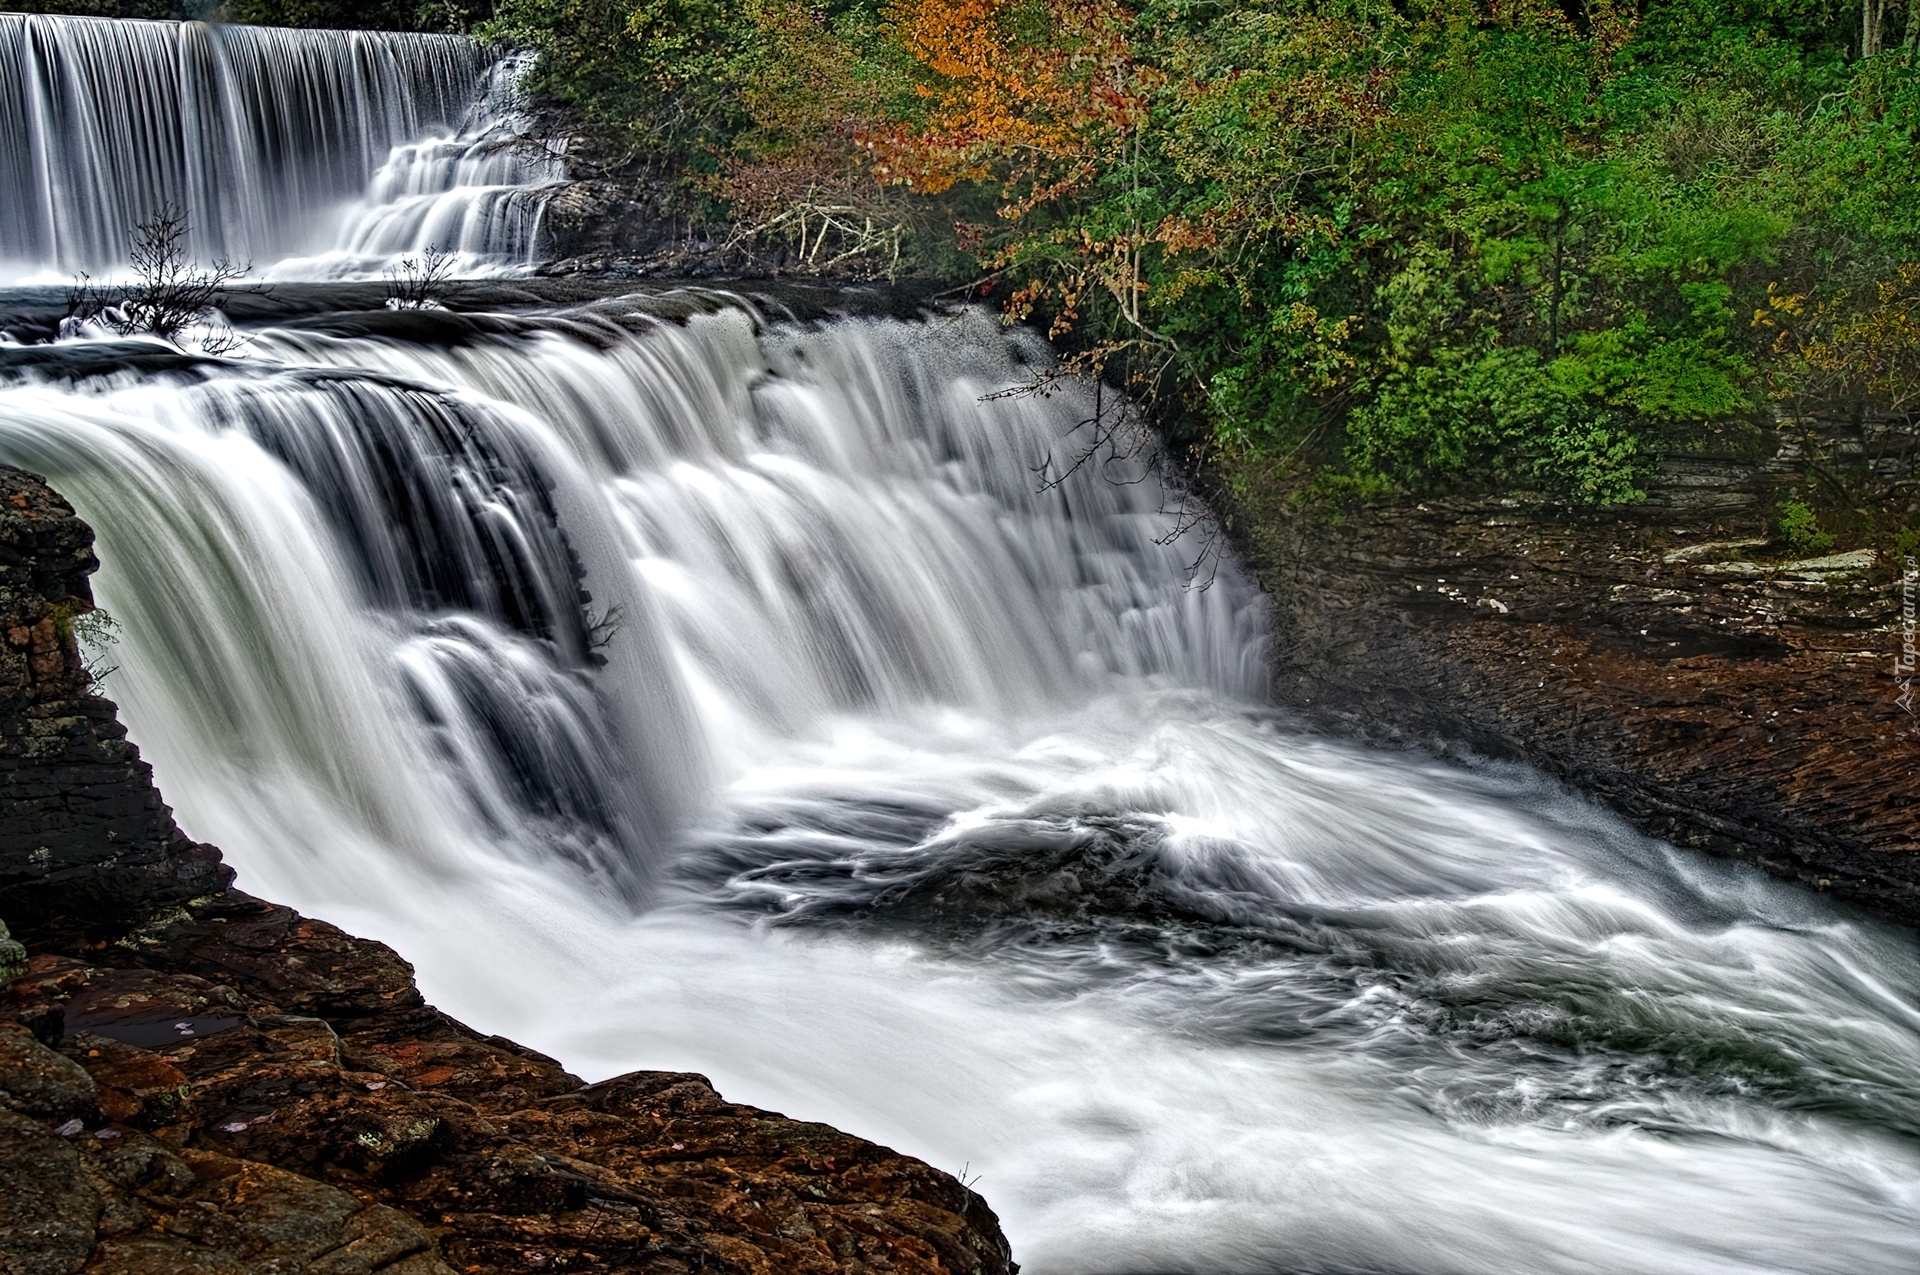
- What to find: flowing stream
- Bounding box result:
[4,296,1919,1274]
[2,15,1919,1273]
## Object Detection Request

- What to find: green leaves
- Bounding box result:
[1342,344,1645,504]
[1149,0,1845,501]
[500,0,1919,517]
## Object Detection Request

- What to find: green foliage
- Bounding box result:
[1344,344,1646,503]
[21,0,485,29]
[11,0,224,19]
[483,0,945,274]
[481,0,674,149]
[1775,493,1836,554]
[485,0,909,164]
[1290,468,1399,512]
[230,0,487,32]
[488,0,1920,513]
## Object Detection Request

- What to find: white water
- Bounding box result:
[0,14,560,282]
[1,299,1917,1272]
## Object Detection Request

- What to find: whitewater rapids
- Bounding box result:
[0,299,1915,1273]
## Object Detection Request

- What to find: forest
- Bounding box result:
[496,0,1920,547]
[25,0,1920,544]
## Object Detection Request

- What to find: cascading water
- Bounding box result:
[266,52,565,280]
[2,11,1918,1269]
[2,296,1918,1273]
[0,13,560,282]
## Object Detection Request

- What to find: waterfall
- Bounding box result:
[0,303,1263,895]
[1,298,1917,1272]
[1,14,1917,1266]
[0,14,560,282]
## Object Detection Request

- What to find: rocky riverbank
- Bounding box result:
[1212,429,1920,927]
[0,466,1016,1275]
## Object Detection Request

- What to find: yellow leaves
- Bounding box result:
[1271,301,1359,393]
[1155,264,1225,306]
[736,0,892,140]
[1753,281,1806,326]
[1757,266,1920,412]
[1753,282,1809,367]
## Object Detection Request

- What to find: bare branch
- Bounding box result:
[63,205,261,352]
[986,356,1228,590]
[385,245,462,310]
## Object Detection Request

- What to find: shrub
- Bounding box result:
[1343,346,1646,505]
[1775,494,1835,555]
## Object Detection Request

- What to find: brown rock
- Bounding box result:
[0,1109,99,1275]
[0,464,233,930]
[0,1021,95,1121]
[80,1148,453,1275]
[64,1034,186,1126]
[1214,448,1920,923]
[3,896,1016,1274]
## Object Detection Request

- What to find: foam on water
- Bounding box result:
[0,300,1915,1272]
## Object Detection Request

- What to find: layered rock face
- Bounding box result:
[1222,438,1920,925]
[0,467,230,927]
[0,465,1017,1275]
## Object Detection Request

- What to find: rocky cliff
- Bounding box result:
[0,465,1017,1275]
[0,469,229,928]
[1217,426,1920,926]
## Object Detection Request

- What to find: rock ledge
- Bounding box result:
[4,892,1016,1274]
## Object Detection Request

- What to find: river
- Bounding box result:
[2,16,1918,1272]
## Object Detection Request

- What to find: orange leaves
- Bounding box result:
[868,0,1156,204]
[1151,215,1216,253]
[897,0,998,79]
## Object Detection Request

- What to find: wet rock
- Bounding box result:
[80,1148,454,1275]
[0,1020,95,1120]
[75,1126,195,1240]
[3,897,1018,1274]
[63,1033,188,1125]
[0,1109,99,1275]
[1215,441,1920,925]
[0,919,26,985]
[0,465,232,930]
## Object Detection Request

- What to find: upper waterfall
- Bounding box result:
[0,13,561,282]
